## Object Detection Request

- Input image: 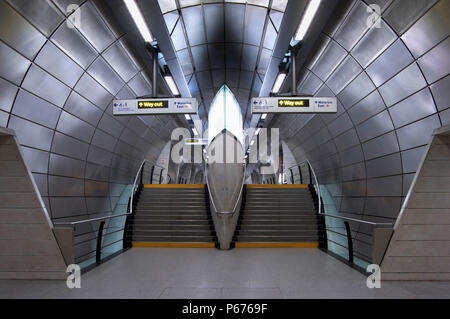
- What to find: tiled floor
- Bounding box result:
[1,248,449,299]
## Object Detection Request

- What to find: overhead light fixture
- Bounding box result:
[185,114,191,120]
[295,0,321,41]
[250,140,255,146]
[261,113,267,120]
[203,148,207,154]
[124,0,153,43]
[255,128,261,135]
[192,128,198,136]
[164,75,180,96]
[272,73,287,93]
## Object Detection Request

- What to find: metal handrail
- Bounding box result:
[320,213,393,226]
[306,159,322,216]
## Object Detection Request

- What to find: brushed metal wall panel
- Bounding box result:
[401,145,427,173]
[328,113,354,138]
[0,41,31,85]
[418,37,450,84]
[87,145,113,167]
[49,197,87,219]
[334,128,360,151]
[128,72,152,97]
[225,4,245,43]
[6,0,63,37]
[51,0,84,16]
[311,39,347,81]
[88,57,125,95]
[326,55,362,94]
[356,110,394,142]
[378,62,427,107]
[20,146,49,174]
[400,0,449,57]
[85,163,110,182]
[51,23,97,69]
[338,71,375,109]
[339,144,365,166]
[74,73,113,109]
[0,110,7,127]
[389,88,436,128]
[396,115,441,150]
[84,180,109,196]
[91,129,117,152]
[364,197,402,219]
[76,2,115,53]
[430,75,449,111]
[8,115,53,151]
[366,39,413,87]
[86,197,111,213]
[204,3,224,43]
[441,108,450,126]
[298,71,323,95]
[32,173,48,197]
[63,91,103,126]
[48,175,84,197]
[384,0,438,35]
[0,1,46,60]
[12,89,61,129]
[49,153,85,179]
[351,19,396,68]
[334,1,370,51]
[342,162,366,181]
[35,41,83,88]
[56,111,95,143]
[342,180,366,197]
[244,5,266,46]
[21,65,71,108]
[102,41,139,83]
[0,77,17,113]
[51,132,89,160]
[366,153,402,178]
[362,131,399,160]
[348,90,386,125]
[171,21,188,51]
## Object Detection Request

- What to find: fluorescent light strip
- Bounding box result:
[261,113,267,120]
[192,128,198,136]
[185,114,191,120]
[250,140,255,146]
[295,0,321,41]
[255,128,261,135]
[164,75,180,96]
[272,73,287,93]
[124,0,153,43]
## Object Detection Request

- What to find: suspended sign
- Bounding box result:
[113,98,198,115]
[251,97,337,114]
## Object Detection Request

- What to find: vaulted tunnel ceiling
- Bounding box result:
[156,0,289,127]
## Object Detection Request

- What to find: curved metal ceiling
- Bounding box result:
[157,0,288,127]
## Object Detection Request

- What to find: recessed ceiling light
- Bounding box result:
[272,73,287,93]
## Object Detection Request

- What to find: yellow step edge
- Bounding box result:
[235,242,319,248]
[132,242,215,248]
[143,184,205,188]
[246,184,309,189]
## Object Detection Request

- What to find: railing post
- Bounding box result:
[139,163,144,186]
[298,165,303,184]
[159,168,163,184]
[344,221,354,264]
[290,169,294,184]
[150,165,155,184]
[96,221,105,264]
[307,163,312,185]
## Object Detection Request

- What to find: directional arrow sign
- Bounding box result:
[251,97,337,114]
[113,98,198,115]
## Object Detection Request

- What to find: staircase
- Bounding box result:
[233,185,324,247]
[128,185,217,247]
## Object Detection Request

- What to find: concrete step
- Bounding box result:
[236,225,320,231]
[131,224,214,231]
[235,230,319,236]
[130,230,216,237]
[235,235,320,242]
[239,218,319,225]
[132,215,211,220]
[132,235,215,242]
